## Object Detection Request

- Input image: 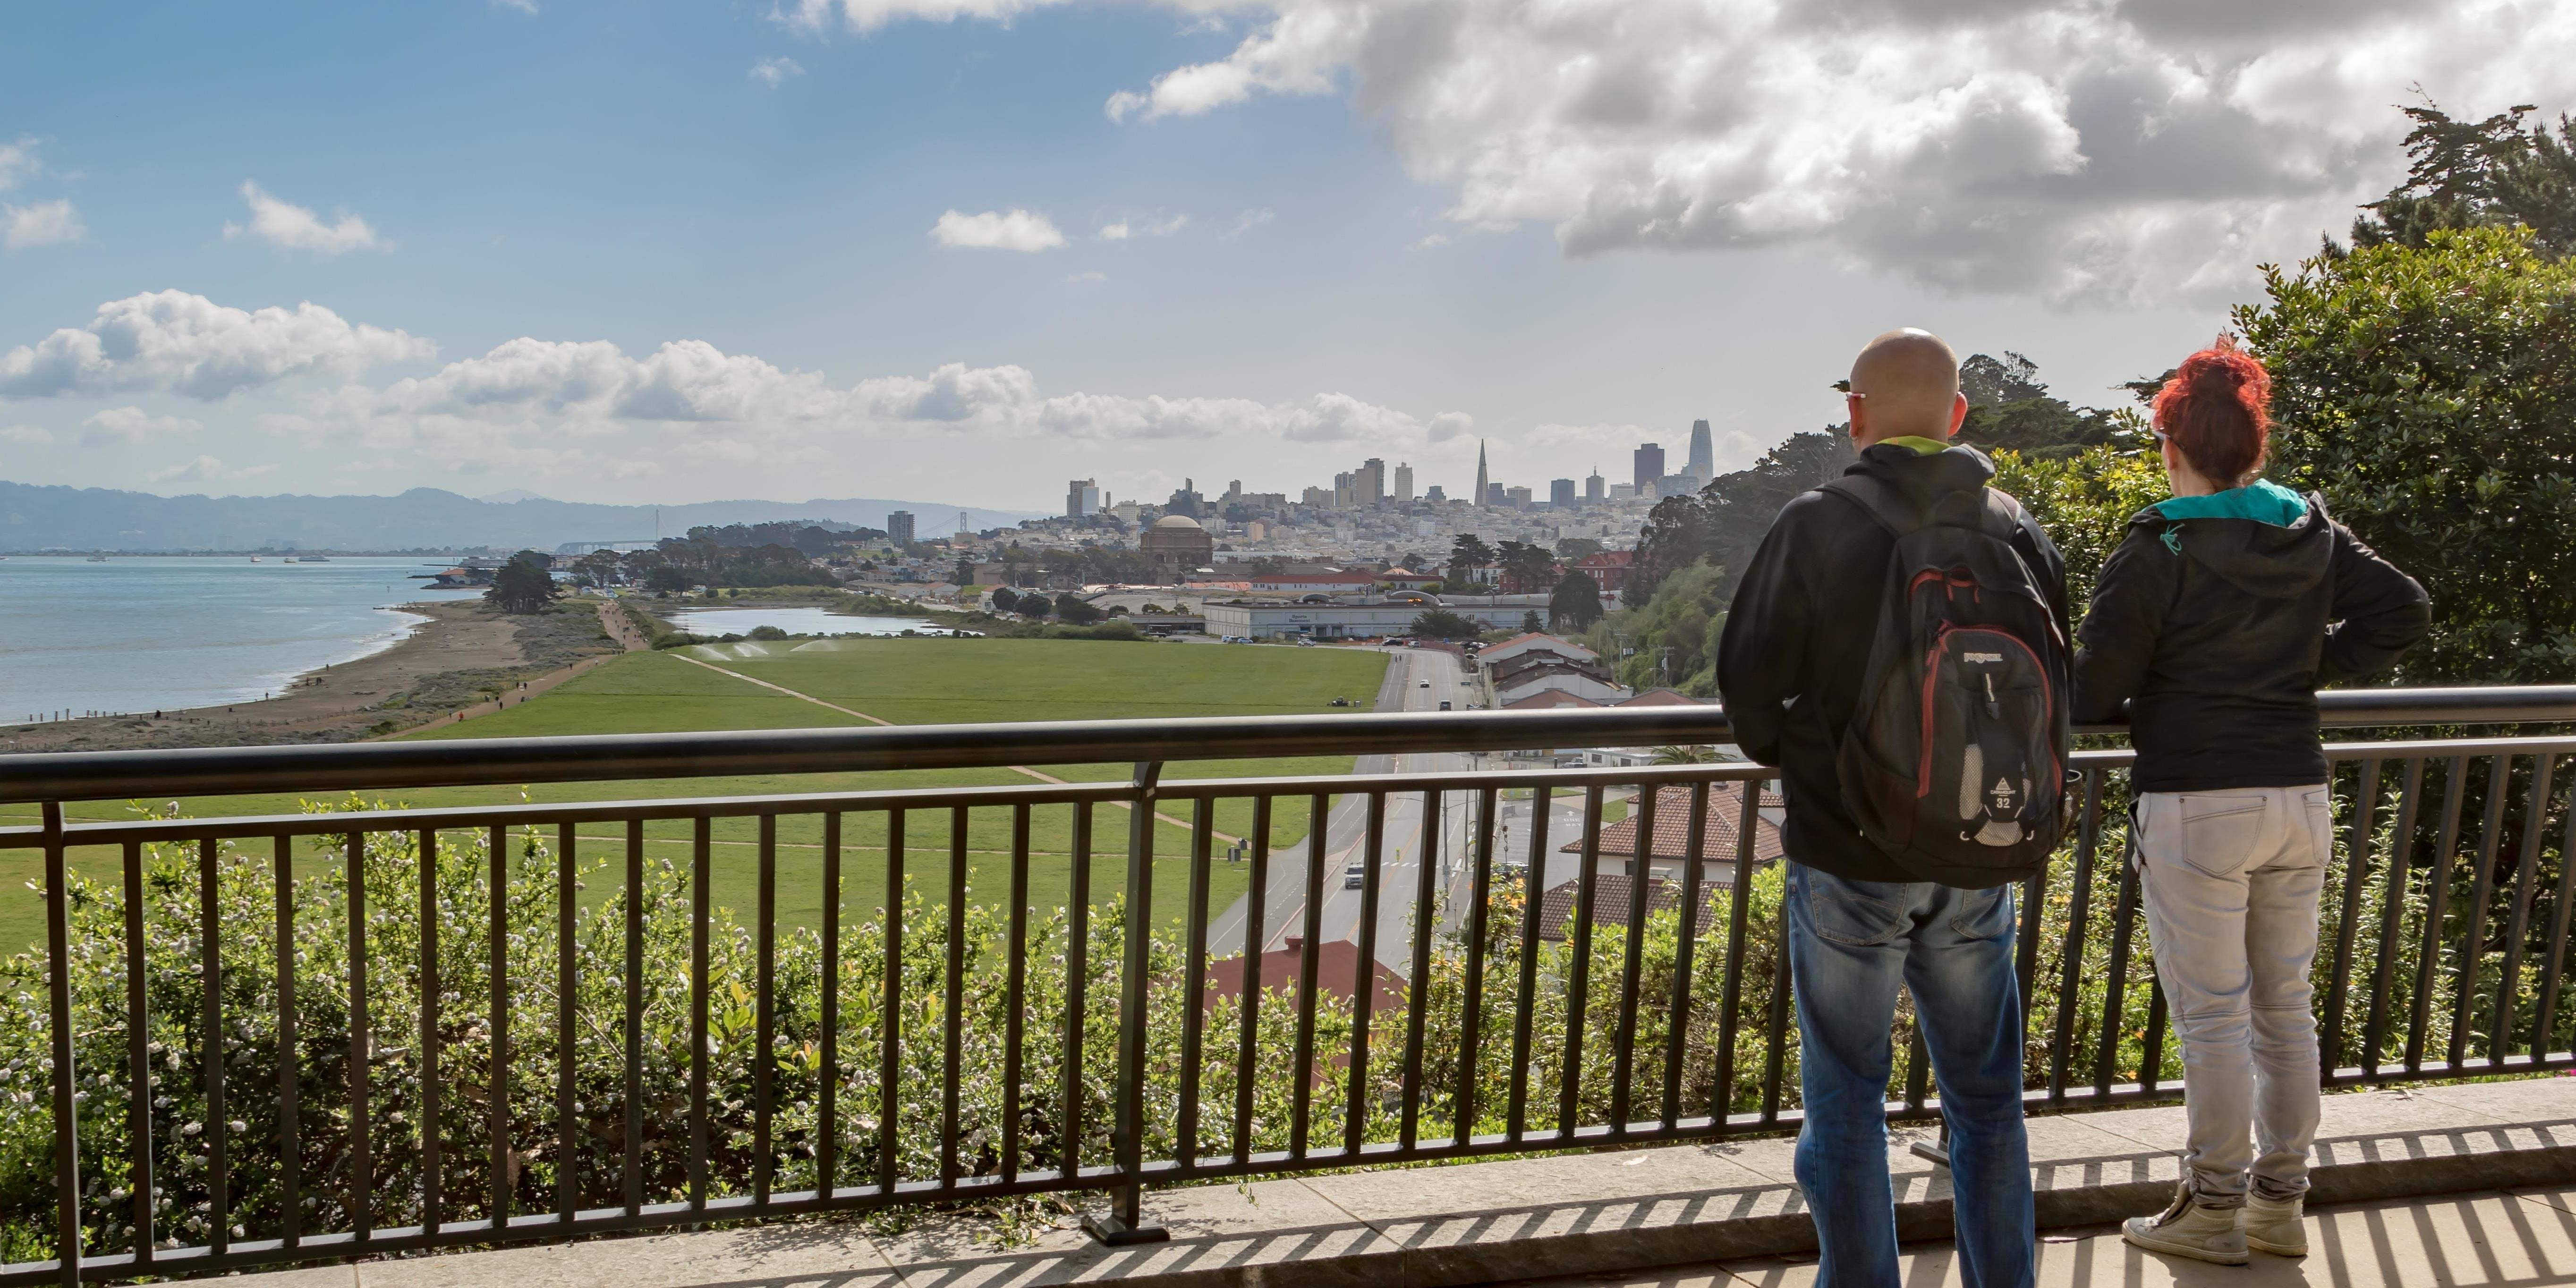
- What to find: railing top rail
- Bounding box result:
[0,684,2570,805]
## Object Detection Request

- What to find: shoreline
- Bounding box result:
[2,599,628,753]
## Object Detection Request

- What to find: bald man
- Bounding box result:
[1717,329,2068,1288]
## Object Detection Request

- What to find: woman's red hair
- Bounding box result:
[2152,336,2271,487]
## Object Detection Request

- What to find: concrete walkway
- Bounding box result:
[1522,1186,2576,1286]
[214,1076,2576,1288]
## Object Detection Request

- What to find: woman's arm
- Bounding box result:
[2320,520,2431,685]
[2072,522,2173,725]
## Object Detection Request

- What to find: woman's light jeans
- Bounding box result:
[2134,784,2334,1203]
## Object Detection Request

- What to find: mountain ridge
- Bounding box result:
[0,481,1039,551]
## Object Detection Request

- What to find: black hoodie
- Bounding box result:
[1718,441,2069,885]
[2072,482,2429,793]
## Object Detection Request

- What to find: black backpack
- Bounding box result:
[1819,474,2071,887]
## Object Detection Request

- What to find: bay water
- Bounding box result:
[0,557,481,719]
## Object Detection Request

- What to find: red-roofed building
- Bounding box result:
[1503,688,1604,710]
[1203,935,1406,1018]
[1560,781,1785,882]
[1571,550,1635,593]
[1534,873,1726,942]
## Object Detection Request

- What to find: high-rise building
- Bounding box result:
[1474,441,1491,508]
[886,510,917,545]
[1065,478,1099,518]
[1301,485,1332,508]
[1550,478,1576,508]
[1505,485,1533,509]
[1357,458,1386,505]
[1425,484,1447,502]
[1394,462,1414,501]
[1585,469,1605,503]
[1633,443,1665,493]
[1687,419,1714,483]
[1485,482,1507,507]
[1333,471,1355,509]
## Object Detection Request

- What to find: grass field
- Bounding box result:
[1,638,1391,952]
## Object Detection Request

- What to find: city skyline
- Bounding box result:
[2,3,2567,509]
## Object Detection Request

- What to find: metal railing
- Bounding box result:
[1,688,2573,1283]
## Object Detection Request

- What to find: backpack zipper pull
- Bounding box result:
[1983,671,2001,719]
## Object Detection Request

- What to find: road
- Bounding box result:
[1202,644,1482,974]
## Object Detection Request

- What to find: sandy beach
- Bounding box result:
[2,599,631,753]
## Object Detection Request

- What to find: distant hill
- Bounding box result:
[0,482,1039,552]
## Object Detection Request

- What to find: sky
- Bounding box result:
[2,0,2571,513]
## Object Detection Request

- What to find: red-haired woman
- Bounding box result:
[2074,337,2429,1265]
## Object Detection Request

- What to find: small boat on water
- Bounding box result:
[86,554,108,562]
[299,554,331,562]
[247,555,261,563]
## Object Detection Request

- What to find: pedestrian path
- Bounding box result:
[1513,1185,2576,1286]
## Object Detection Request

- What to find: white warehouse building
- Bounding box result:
[1201,594,1553,640]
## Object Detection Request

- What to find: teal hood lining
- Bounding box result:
[2152,478,2307,554]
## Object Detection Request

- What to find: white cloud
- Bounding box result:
[750,57,805,87]
[0,290,434,400]
[1221,208,1274,239]
[929,208,1066,252]
[1098,213,1188,240]
[80,407,204,445]
[3,199,82,249]
[147,455,276,485]
[1077,0,2576,302]
[224,181,382,255]
[777,0,1078,35]
[491,0,539,13]
[0,139,37,192]
[0,424,53,445]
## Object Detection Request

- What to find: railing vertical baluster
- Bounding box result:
[2093,836,2142,1098]
[554,822,576,1224]
[1399,787,1440,1150]
[1609,786,1658,1134]
[818,812,842,1198]
[1062,804,1091,1181]
[349,830,373,1239]
[1662,781,1709,1129]
[418,829,441,1236]
[1455,785,1496,1146]
[203,836,230,1255]
[1344,791,1388,1156]
[1176,800,1215,1169]
[2410,758,2469,1075]
[1002,804,1031,1184]
[1287,794,1325,1161]
[756,813,778,1202]
[43,803,78,1288]
[1233,797,1271,1163]
[1903,1023,1930,1115]
[1712,780,1760,1130]
[877,810,905,1196]
[940,805,968,1189]
[2530,773,2576,1059]
[2013,865,2044,1068]
[2450,755,2513,1068]
[1560,786,1604,1138]
[276,835,301,1248]
[2048,769,2104,1104]
[689,816,711,1208]
[1759,861,1793,1127]
[486,824,509,1229]
[121,839,154,1271]
[2140,979,2169,1093]
[2363,759,2426,1076]
[2321,759,2383,1082]
[2492,755,2556,1068]
[622,819,644,1217]
[1505,785,1546,1143]
[1086,762,1166,1243]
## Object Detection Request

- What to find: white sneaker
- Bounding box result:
[2245,1192,2307,1256]
[2122,1185,2250,1265]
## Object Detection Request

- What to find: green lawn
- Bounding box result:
[2,639,1388,953]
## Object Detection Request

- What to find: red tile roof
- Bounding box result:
[1503,688,1604,710]
[1534,873,1727,941]
[1562,782,1785,864]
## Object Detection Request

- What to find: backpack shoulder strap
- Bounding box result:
[1817,475,1923,538]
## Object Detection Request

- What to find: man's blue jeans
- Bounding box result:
[1786,862,2034,1288]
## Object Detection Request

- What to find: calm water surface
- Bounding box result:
[0,557,480,718]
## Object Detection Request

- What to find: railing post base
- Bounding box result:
[1082,1213,1170,1246]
